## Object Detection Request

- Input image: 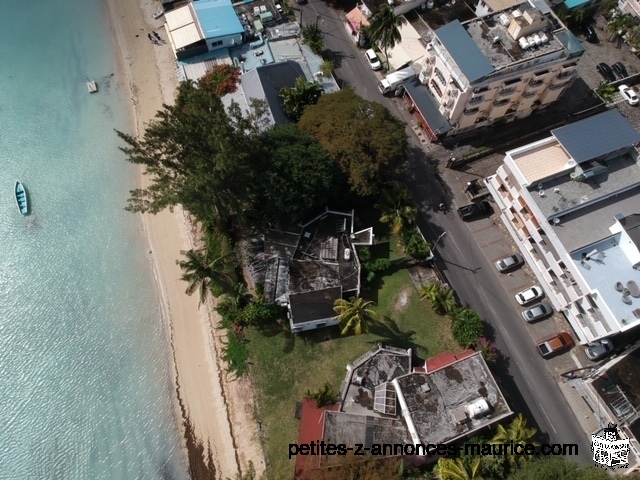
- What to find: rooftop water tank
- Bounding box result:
[499,13,510,26]
[533,34,542,46]
[519,37,529,49]
[466,398,490,419]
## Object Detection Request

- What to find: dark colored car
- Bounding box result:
[597,63,616,83]
[585,338,615,361]
[457,201,493,221]
[613,62,628,79]
[537,332,575,358]
[583,25,598,43]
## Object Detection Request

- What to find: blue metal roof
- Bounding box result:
[434,20,493,83]
[564,0,590,9]
[552,110,640,164]
[403,77,452,136]
[193,0,244,40]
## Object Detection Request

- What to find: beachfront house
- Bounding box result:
[254,209,374,333]
[164,0,244,60]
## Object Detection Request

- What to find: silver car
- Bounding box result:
[522,303,553,323]
[585,338,614,361]
[495,253,524,273]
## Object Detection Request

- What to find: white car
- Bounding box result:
[619,85,639,105]
[365,49,382,71]
[515,285,544,305]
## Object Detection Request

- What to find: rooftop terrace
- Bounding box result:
[510,138,572,185]
[465,6,564,68]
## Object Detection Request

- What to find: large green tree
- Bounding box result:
[298,89,408,197]
[117,80,256,230]
[176,249,235,305]
[280,77,324,121]
[333,297,377,335]
[491,413,540,470]
[368,5,407,69]
[253,125,341,227]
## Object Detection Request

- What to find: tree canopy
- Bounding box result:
[280,77,324,121]
[298,89,408,197]
[118,78,353,232]
[368,5,407,69]
[508,456,613,480]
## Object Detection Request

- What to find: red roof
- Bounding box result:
[295,398,340,479]
[425,349,476,373]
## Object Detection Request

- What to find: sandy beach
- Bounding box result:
[104,0,265,478]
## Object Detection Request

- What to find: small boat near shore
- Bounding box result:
[15,180,28,215]
[87,80,98,93]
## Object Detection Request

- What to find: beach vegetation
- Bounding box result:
[298,89,409,197]
[280,77,324,121]
[301,23,324,54]
[176,247,236,306]
[221,328,250,378]
[333,296,378,335]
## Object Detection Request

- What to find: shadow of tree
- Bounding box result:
[367,315,424,353]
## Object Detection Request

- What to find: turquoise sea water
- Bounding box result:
[0,1,188,478]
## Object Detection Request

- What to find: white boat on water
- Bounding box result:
[87,80,98,93]
[15,180,28,215]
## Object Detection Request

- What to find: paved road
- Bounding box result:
[304,1,592,463]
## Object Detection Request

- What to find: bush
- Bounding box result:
[405,233,430,260]
[365,258,392,273]
[476,337,499,365]
[302,24,324,54]
[239,298,282,326]
[222,331,249,377]
[451,308,484,347]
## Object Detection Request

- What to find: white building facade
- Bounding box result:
[420,2,584,136]
[486,110,640,344]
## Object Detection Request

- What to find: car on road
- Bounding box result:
[537,332,574,358]
[597,63,616,83]
[585,338,615,361]
[522,302,553,323]
[457,201,493,221]
[619,85,639,105]
[515,285,544,305]
[613,62,628,79]
[583,24,598,43]
[365,49,382,70]
[495,253,524,273]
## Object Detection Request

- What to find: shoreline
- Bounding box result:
[102,0,265,478]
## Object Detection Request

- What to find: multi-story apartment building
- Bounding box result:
[417,1,584,137]
[486,110,640,344]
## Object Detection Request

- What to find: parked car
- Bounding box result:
[515,285,544,305]
[495,253,524,273]
[612,62,628,79]
[619,85,639,105]
[585,338,615,361]
[597,63,616,83]
[537,332,575,358]
[522,302,553,323]
[583,25,598,43]
[365,49,382,70]
[457,201,493,221]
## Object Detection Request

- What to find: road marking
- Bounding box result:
[539,404,557,434]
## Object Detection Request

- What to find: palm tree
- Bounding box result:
[333,297,377,335]
[419,282,457,316]
[378,181,418,236]
[280,77,324,121]
[436,457,484,480]
[607,13,636,41]
[368,5,407,69]
[491,413,540,469]
[595,81,616,99]
[176,248,234,306]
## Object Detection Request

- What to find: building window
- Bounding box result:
[464,107,479,115]
[469,95,484,104]
[434,68,446,85]
[211,40,223,47]
[430,80,443,97]
[473,86,489,94]
[534,69,549,77]
[500,87,515,96]
[493,98,509,106]
[522,91,536,98]
[503,77,521,86]
[529,79,544,86]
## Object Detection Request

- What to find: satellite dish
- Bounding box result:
[426,0,434,8]
[553,218,561,225]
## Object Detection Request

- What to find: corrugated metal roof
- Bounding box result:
[552,110,640,164]
[171,24,202,50]
[165,5,195,31]
[434,20,493,83]
[403,76,452,136]
[192,0,244,39]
